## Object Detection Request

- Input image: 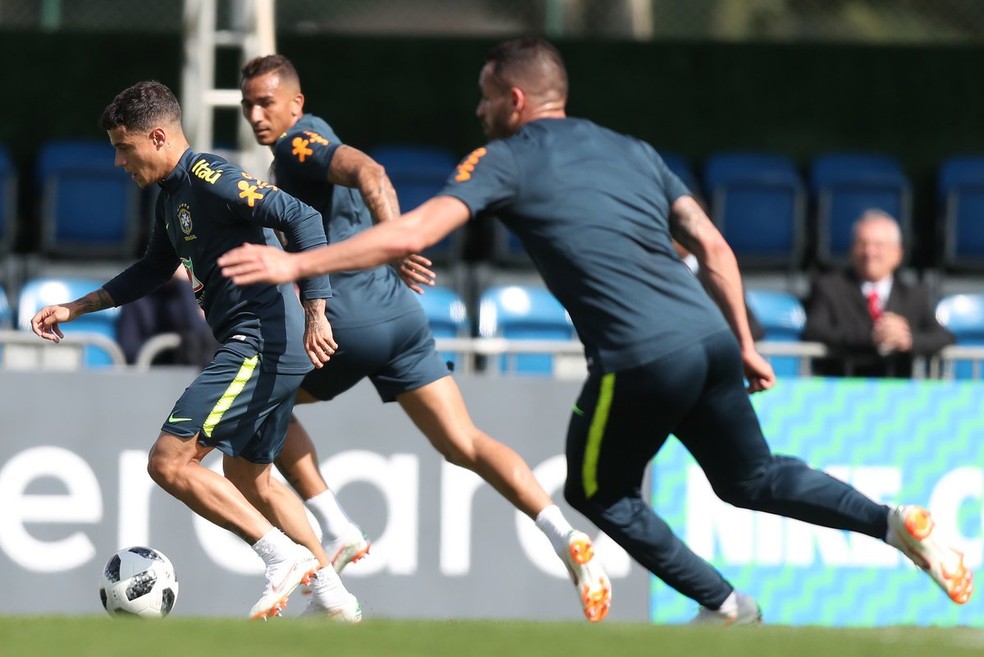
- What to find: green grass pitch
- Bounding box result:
[3,617,984,657]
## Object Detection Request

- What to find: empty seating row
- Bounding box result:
[664,150,914,273]
[0,139,143,260]
[7,140,984,278]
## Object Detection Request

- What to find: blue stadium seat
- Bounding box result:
[745,288,807,377]
[414,285,470,370]
[478,284,575,375]
[369,144,461,264]
[37,139,141,258]
[938,155,984,271]
[0,283,11,328]
[935,293,984,379]
[809,152,912,268]
[659,151,700,197]
[16,276,122,367]
[0,144,17,253]
[702,151,806,272]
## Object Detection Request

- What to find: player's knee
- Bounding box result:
[146,449,178,489]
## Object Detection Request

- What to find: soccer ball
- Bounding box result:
[99,546,179,619]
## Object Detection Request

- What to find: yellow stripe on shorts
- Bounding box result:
[202,355,259,438]
[582,372,615,499]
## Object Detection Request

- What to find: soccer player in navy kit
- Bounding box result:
[30,81,361,621]
[238,54,611,623]
[221,39,973,621]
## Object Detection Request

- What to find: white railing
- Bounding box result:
[0,329,126,369]
[8,330,984,380]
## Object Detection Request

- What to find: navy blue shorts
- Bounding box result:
[566,329,770,502]
[162,341,307,464]
[301,308,450,403]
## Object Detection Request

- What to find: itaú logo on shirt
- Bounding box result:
[454,147,487,182]
[191,158,222,184]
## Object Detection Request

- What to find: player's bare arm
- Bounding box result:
[669,196,775,392]
[30,287,116,342]
[220,196,469,285]
[328,144,435,292]
[301,297,336,368]
[327,145,401,224]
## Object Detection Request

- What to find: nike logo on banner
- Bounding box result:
[168,414,193,423]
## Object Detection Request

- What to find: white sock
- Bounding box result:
[311,564,349,607]
[306,489,360,542]
[534,504,575,556]
[716,590,738,615]
[251,528,295,566]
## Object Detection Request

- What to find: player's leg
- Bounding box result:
[675,329,972,604]
[676,331,891,533]
[382,314,610,622]
[222,366,360,621]
[275,406,370,572]
[274,339,383,571]
[561,356,747,621]
[147,431,272,543]
[398,376,553,517]
[153,345,327,618]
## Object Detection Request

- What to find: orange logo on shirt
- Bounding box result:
[454,147,487,182]
[291,137,314,163]
[291,131,330,163]
[238,180,265,207]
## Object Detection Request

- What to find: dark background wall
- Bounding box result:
[3,32,983,268]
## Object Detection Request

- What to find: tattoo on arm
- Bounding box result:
[669,204,710,253]
[76,288,115,315]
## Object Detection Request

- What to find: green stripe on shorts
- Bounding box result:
[582,372,615,498]
[202,355,259,438]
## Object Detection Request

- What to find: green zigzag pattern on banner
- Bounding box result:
[650,377,984,626]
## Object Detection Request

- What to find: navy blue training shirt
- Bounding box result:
[270,114,422,328]
[441,117,729,373]
[103,148,330,374]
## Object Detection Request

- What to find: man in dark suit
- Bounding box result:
[802,209,954,377]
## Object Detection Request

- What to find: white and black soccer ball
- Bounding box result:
[99,546,179,619]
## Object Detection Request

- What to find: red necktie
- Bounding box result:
[866,290,882,321]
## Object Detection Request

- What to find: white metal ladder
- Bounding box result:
[182,0,276,176]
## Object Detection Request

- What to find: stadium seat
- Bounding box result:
[414,285,470,370]
[478,284,576,376]
[745,288,807,377]
[938,155,984,272]
[659,151,700,197]
[0,283,11,328]
[702,151,806,272]
[36,139,141,259]
[809,152,912,268]
[0,143,17,253]
[935,293,984,379]
[16,276,123,367]
[369,144,462,264]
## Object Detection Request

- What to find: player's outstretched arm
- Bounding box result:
[30,288,116,342]
[220,196,470,285]
[328,144,436,293]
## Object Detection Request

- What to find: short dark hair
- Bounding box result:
[241,54,300,88]
[99,80,181,132]
[485,36,568,100]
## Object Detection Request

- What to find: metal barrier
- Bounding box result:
[8,330,984,380]
[0,329,126,369]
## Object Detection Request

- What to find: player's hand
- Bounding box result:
[31,304,71,342]
[303,306,337,368]
[395,253,436,294]
[742,348,776,393]
[218,243,300,285]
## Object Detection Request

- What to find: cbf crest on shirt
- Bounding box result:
[102,148,330,374]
